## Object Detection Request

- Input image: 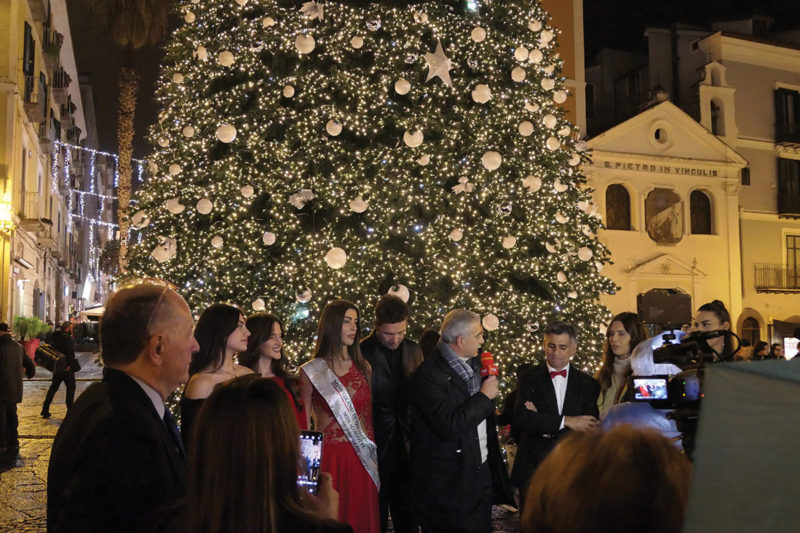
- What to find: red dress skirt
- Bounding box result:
[311,364,379,533]
[272,375,308,431]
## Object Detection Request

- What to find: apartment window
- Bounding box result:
[775,88,800,143]
[788,235,800,288]
[605,184,631,230]
[690,190,712,234]
[22,22,35,75]
[741,317,760,346]
[777,158,800,217]
[741,167,751,186]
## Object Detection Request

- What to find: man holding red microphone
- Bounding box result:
[410,309,515,533]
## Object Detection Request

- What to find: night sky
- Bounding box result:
[66,0,800,158]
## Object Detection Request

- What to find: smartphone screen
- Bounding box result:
[298,430,323,495]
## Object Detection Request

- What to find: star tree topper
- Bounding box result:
[424,40,453,87]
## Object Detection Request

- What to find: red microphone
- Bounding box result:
[480,352,498,378]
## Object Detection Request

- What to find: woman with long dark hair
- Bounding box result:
[239,313,307,430]
[595,312,648,416]
[689,300,733,361]
[299,300,379,533]
[180,303,253,449]
[177,375,352,533]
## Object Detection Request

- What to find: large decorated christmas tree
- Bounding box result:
[126,0,615,384]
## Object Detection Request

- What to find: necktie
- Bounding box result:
[550,369,567,379]
[163,409,186,457]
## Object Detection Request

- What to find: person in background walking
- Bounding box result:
[0,323,35,457]
[41,322,78,419]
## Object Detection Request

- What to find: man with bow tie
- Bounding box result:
[510,321,599,501]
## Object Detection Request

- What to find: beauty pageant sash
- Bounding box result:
[302,358,380,490]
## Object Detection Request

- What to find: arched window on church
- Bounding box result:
[690,190,712,234]
[606,184,631,230]
[741,317,760,347]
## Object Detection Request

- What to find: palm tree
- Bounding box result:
[84,0,172,272]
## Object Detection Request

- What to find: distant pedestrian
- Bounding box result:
[47,282,200,532]
[0,323,35,456]
[41,322,78,418]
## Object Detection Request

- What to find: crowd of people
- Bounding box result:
[6,279,784,532]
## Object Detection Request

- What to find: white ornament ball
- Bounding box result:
[525,101,540,113]
[417,154,430,166]
[541,78,556,91]
[349,195,369,213]
[511,67,526,82]
[555,212,569,224]
[403,129,424,148]
[326,120,342,136]
[387,284,410,303]
[165,198,185,214]
[394,79,411,95]
[184,11,195,23]
[191,0,199,3]
[518,121,534,136]
[216,124,237,143]
[481,151,502,171]
[252,298,265,312]
[195,46,208,60]
[514,46,529,62]
[471,84,491,103]
[131,210,149,229]
[543,64,555,74]
[529,20,543,31]
[553,89,568,104]
[502,235,517,249]
[295,34,316,54]
[240,185,255,198]
[569,153,582,166]
[351,36,364,49]
[218,50,235,67]
[578,247,594,261]
[262,232,276,245]
[557,271,567,283]
[283,85,295,98]
[523,175,542,192]
[540,29,554,43]
[471,26,487,42]
[324,247,347,269]
[168,164,181,176]
[528,48,544,63]
[196,198,213,215]
[172,73,184,84]
[558,126,572,138]
[151,245,170,263]
[157,137,170,147]
[296,288,313,303]
[449,229,464,242]
[263,17,276,28]
[211,235,224,249]
[235,0,249,5]
[595,261,604,272]
[182,125,195,138]
[553,181,568,192]
[482,314,500,331]
[546,136,562,150]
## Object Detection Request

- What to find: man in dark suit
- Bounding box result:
[411,309,515,532]
[511,321,600,498]
[0,323,35,457]
[47,283,200,532]
[361,295,423,533]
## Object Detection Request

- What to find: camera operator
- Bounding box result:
[686,300,732,362]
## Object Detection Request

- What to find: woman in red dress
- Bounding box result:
[300,300,380,533]
[239,313,307,430]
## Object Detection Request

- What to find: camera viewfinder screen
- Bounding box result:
[633,378,668,400]
[298,431,323,494]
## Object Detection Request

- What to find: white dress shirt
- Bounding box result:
[547,363,570,430]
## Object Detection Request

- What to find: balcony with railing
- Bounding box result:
[23,75,45,123]
[51,67,69,104]
[42,28,61,70]
[754,263,800,293]
[18,191,45,231]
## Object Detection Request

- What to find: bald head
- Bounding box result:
[101,284,187,366]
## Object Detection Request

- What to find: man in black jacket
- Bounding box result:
[411,309,514,532]
[0,323,35,457]
[361,294,422,533]
[41,321,77,418]
[511,321,599,500]
[47,283,199,532]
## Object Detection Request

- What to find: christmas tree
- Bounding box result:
[126,0,615,385]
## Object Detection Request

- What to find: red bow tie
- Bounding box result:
[550,369,567,379]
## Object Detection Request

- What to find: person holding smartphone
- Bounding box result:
[163,375,352,533]
[300,300,380,533]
